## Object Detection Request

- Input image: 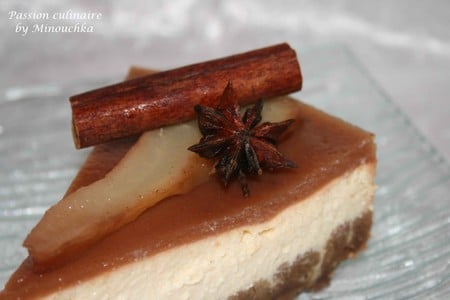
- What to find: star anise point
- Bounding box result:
[188,82,296,197]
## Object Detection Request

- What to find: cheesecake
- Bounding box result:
[0,68,376,300]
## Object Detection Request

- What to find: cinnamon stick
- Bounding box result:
[70,43,302,148]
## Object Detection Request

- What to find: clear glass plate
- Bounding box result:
[1,45,449,299]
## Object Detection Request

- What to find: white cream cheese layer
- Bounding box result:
[43,163,375,300]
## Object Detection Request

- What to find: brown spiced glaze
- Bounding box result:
[230,210,372,300]
[0,100,375,299]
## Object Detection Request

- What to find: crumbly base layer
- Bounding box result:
[230,210,372,300]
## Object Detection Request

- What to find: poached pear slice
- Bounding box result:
[24,121,211,271]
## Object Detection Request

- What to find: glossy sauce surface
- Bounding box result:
[1,100,375,298]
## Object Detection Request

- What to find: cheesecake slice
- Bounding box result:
[0,68,376,300]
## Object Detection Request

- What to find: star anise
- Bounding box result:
[188,81,297,197]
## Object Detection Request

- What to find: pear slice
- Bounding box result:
[24,68,300,271]
[24,121,212,270]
